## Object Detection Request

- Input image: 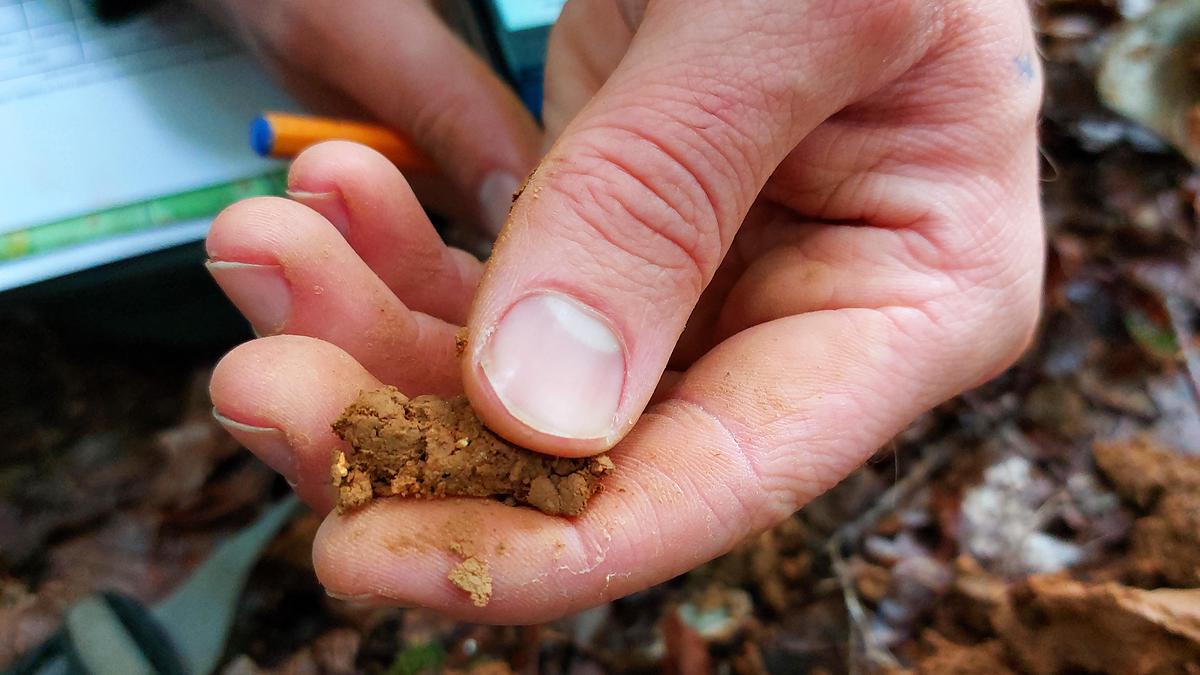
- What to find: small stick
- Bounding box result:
[826,441,956,673]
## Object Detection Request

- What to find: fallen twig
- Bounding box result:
[826,441,956,673]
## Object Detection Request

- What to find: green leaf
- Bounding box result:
[385,642,445,675]
[1124,307,1180,361]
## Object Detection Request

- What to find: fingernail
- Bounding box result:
[287,189,350,237]
[212,408,297,484]
[205,261,291,335]
[481,292,624,439]
[478,171,519,235]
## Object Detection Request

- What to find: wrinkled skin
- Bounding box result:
[204,0,1043,623]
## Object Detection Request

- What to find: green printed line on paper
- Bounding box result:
[0,170,287,261]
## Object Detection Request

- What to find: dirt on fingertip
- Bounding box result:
[448,557,493,607]
[330,386,614,517]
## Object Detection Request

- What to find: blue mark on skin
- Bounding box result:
[1014,53,1035,81]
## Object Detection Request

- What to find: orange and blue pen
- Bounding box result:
[250,112,436,172]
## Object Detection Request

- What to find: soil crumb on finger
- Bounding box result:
[448,556,493,607]
[330,386,614,517]
[454,326,469,357]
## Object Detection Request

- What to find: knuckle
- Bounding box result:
[935,1,1043,130]
[549,162,715,295]
[558,176,709,298]
[801,0,937,87]
[816,0,925,39]
[547,130,730,295]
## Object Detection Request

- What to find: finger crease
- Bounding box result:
[655,396,770,529]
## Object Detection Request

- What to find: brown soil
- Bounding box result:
[1095,437,1200,586]
[448,557,492,607]
[1093,436,1200,510]
[1001,576,1200,674]
[922,558,1200,675]
[330,387,614,517]
[454,326,469,358]
[1129,491,1200,587]
[909,633,1012,675]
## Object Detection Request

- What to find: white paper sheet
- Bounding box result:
[0,0,297,290]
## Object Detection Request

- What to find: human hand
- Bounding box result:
[195,0,542,232]
[207,0,1044,623]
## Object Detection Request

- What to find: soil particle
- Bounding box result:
[1094,437,1200,586]
[1093,436,1200,509]
[909,632,1013,675]
[1129,490,1200,587]
[935,558,1200,675]
[1001,576,1200,674]
[330,452,372,511]
[448,557,492,607]
[697,517,810,614]
[454,327,468,358]
[511,171,531,203]
[330,387,614,517]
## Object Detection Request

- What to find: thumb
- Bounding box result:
[464,0,940,455]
